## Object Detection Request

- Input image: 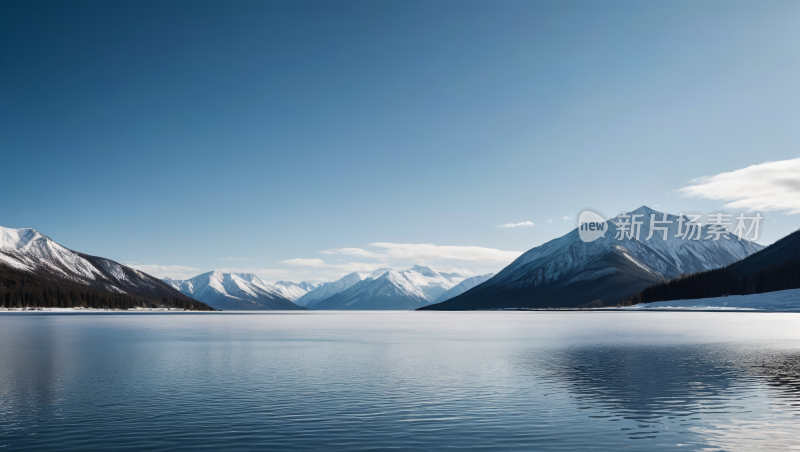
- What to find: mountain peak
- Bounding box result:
[631,205,661,215]
[378,269,401,279]
[309,267,429,310]
[408,265,438,276]
[369,268,393,279]
[424,206,764,310]
[0,226,50,251]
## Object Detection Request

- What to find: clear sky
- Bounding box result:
[2,0,799,282]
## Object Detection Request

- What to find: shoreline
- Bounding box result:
[2,307,799,314]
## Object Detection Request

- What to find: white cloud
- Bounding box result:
[320,247,385,258]
[123,263,201,280]
[278,258,389,273]
[547,219,554,223]
[679,158,800,214]
[280,258,328,267]
[495,221,535,228]
[563,216,572,221]
[368,243,521,264]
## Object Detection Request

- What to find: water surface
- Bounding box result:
[1,311,799,451]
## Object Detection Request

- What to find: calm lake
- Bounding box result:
[1,311,799,451]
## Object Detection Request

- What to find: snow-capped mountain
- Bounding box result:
[432,273,495,304]
[401,265,465,300]
[0,226,207,308]
[273,281,310,301]
[310,269,430,310]
[308,265,465,310]
[296,272,365,307]
[164,271,302,310]
[422,206,764,310]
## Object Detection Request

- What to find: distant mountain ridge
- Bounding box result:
[295,272,364,307]
[164,272,303,310]
[273,280,315,301]
[309,270,430,310]
[296,281,324,292]
[421,206,764,310]
[304,266,481,310]
[0,226,211,310]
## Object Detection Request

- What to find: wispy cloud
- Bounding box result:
[495,221,535,228]
[123,263,201,280]
[546,219,554,223]
[368,243,521,264]
[330,262,390,273]
[563,215,573,221]
[279,258,389,273]
[679,158,800,214]
[320,247,385,258]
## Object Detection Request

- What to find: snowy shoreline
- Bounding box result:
[621,288,800,312]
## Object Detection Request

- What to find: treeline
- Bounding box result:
[0,263,213,310]
[625,228,800,305]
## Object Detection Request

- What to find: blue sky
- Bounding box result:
[2,0,799,282]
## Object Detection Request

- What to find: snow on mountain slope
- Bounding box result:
[422,206,764,310]
[0,227,107,280]
[358,268,392,280]
[399,265,462,301]
[624,287,800,311]
[307,266,467,310]
[273,281,309,301]
[295,272,364,307]
[310,270,430,310]
[297,281,323,292]
[0,226,202,302]
[164,271,302,310]
[433,273,495,304]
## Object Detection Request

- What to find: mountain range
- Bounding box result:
[1,205,770,312]
[421,206,764,310]
[304,266,495,310]
[0,226,211,310]
[164,272,304,311]
[159,266,479,311]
